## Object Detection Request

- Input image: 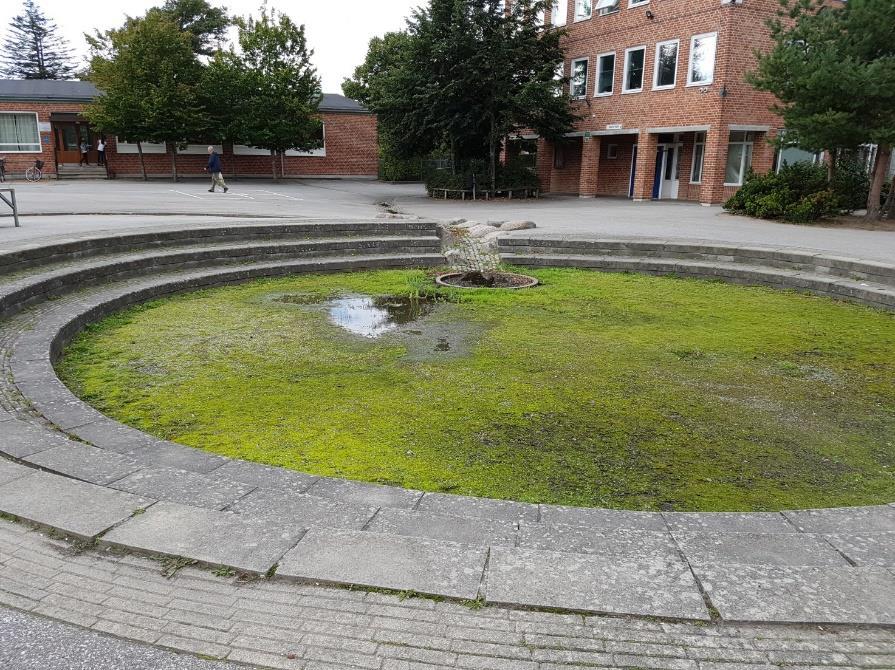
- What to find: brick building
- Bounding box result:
[528,0,839,204]
[0,79,378,181]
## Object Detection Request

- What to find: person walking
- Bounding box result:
[96,138,106,166]
[206,146,228,193]
[79,140,89,166]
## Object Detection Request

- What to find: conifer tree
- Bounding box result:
[1,0,77,80]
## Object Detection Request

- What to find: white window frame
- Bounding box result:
[179,144,223,155]
[652,39,679,90]
[114,138,167,154]
[0,111,41,153]
[724,132,754,187]
[628,0,649,7]
[551,0,567,26]
[622,46,647,94]
[595,0,619,15]
[574,0,593,21]
[286,124,326,157]
[687,32,718,87]
[595,51,616,96]
[690,132,705,184]
[570,57,589,99]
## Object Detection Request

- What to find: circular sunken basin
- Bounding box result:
[436,271,539,289]
[57,267,895,513]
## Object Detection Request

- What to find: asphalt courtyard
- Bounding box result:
[1,178,894,262]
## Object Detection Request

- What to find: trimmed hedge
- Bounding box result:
[425,159,540,197]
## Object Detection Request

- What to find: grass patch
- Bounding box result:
[57,268,895,512]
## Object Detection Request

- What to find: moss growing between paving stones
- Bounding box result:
[57,269,895,512]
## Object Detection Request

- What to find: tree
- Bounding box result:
[160,0,231,57]
[750,0,895,218]
[351,0,574,191]
[85,10,208,181]
[205,7,322,181]
[1,0,77,79]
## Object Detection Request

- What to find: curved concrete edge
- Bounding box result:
[1,237,895,623]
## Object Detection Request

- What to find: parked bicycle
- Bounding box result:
[25,159,44,182]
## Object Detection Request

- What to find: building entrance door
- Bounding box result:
[656,142,682,199]
[53,120,96,165]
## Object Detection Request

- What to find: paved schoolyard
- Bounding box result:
[1,178,894,262]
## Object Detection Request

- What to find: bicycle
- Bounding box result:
[25,159,44,182]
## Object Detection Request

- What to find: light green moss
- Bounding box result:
[57,268,895,512]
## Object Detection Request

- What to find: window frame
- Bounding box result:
[570,57,590,99]
[574,0,593,21]
[595,51,616,96]
[595,0,619,16]
[551,0,568,26]
[724,131,754,186]
[622,46,647,94]
[628,0,649,7]
[652,39,679,90]
[690,131,705,184]
[687,32,718,87]
[0,111,41,153]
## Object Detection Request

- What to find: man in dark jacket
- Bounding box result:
[206,146,228,193]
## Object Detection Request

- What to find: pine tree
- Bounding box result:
[1,0,77,80]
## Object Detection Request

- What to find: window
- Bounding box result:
[629,0,649,6]
[724,131,754,185]
[570,58,589,98]
[574,0,592,20]
[687,32,717,86]
[690,131,705,183]
[606,144,619,159]
[551,0,567,26]
[554,143,566,169]
[114,139,167,154]
[653,40,679,89]
[623,46,646,93]
[0,112,40,152]
[595,0,619,14]
[286,124,326,157]
[596,52,615,95]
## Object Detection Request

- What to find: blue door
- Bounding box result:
[628,145,638,198]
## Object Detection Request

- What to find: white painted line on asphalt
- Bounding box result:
[169,190,204,200]
[226,192,255,200]
[258,190,304,201]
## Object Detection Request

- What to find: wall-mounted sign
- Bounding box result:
[38,122,51,132]
[606,123,623,130]
[583,131,592,139]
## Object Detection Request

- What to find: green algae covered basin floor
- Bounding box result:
[57,269,895,512]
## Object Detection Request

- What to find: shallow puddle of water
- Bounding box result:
[327,296,434,338]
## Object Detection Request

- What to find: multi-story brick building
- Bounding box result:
[0,79,378,181]
[531,0,831,204]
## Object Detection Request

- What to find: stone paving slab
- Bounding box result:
[208,460,318,493]
[783,506,895,534]
[123,440,229,474]
[662,511,797,534]
[66,419,159,454]
[825,532,895,567]
[0,419,65,459]
[277,528,487,600]
[227,487,378,530]
[366,507,517,546]
[108,467,254,510]
[486,546,710,620]
[695,563,895,624]
[24,442,141,486]
[0,471,151,539]
[101,501,305,574]
[415,492,538,522]
[518,522,681,561]
[0,458,33,486]
[539,505,667,531]
[306,477,424,510]
[672,531,849,567]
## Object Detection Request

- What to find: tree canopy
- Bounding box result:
[160,0,231,57]
[1,0,77,80]
[750,0,895,217]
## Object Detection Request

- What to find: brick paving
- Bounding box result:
[1,518,894,670]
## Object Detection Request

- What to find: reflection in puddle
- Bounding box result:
[327,296,434,339]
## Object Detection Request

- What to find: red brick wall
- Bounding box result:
[0,101,80,177]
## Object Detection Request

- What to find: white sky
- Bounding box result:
[8,0,422,92]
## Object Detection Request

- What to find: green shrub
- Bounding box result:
[425,159,540,197]
[830,157,870,211]
[724,162,842,223]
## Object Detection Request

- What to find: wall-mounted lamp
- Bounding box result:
[719,85,729,98]
[645,10,654,19]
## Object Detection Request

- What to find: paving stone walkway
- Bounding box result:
[0,220,894,662]
[2,518,894,670]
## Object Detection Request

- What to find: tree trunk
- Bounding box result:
[271,150,278,183]
[866,144,891,220]
[825,149,836,182]
[136,141,147,182]
[883,178,895,219]
[489,115,497,194]
[170,144,178,183]
[280,151,286,179]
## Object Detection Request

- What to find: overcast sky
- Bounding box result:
[9,0,422,92]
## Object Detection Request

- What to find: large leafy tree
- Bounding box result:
[750,0,895,218]
[351,0,573,190]
[1,0,77,80]
[85,10,208,181]
[205,7,322,181]
[160,0,231,57]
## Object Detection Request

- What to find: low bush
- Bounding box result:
[425,159,540,197]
